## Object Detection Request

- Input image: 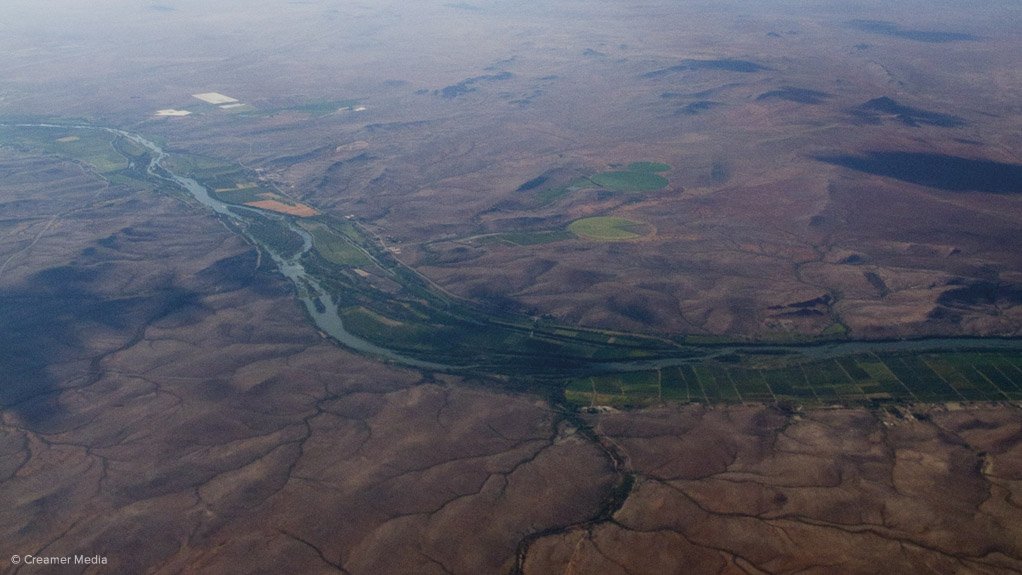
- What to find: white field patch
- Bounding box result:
[155,109,192,116]
[192,92,238,104]
[219,103,247,109]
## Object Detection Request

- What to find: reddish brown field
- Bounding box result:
[245,199,319,217]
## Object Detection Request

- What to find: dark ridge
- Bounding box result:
[841,254,866,265]
[816,151,1022,194]
[261,144,334,168]
[643,58,768,78]
[563,269,614,288]
[676,100,720,115]
[194,251,259,294]
[437,71,514,99]
[790,295,833,309]
[854,96,965,128]
[767,32,782,38]
[439,83,476,99]
[608,295,657,324]
[582,48,607,57]
[775,309,826,318]
[854,43,871,50]
[757,87,830,105]
[0,268,202,426]
[927,306,963,322]
[516,175,549,192]
[466,283,523,315]
[849,20,978,43]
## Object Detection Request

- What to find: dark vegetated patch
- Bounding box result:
[854,43,871,50]
[927,306,964,322]
[959,418,1001,431]
[437,71,513,99]
[848,20,979,43]
[517,175,548,191]
[776,308,826,318]
[853,97,965,128]
[643,58,769,78]
[815,151,1022,194]
[676,101,720,115]
[864,272,889,296]
[582,48,607,57]
[757,87,830,105]
[710,161,729,184]
[767,32,782,38]
[773,294,832,309]
[495,215,564,232]
[440,83,477,99]
[939,280,1022,308]
[841,254,866,265]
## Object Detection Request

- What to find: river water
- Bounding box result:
[14,124,1022,375]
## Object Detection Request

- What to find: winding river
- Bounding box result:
[13,123,1022,376]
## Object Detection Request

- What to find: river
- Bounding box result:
[12,123,1022,376]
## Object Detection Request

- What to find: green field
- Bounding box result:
[477,230,574,246]
[9,122,1021,410]
[299,220,373,267]
[565,351,1022,408]
[569,217,648,241]
[0,126,132,173]
[261,99,360,117]
[589,161,670,192]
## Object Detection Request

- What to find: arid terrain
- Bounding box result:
[1,0,1021,573]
